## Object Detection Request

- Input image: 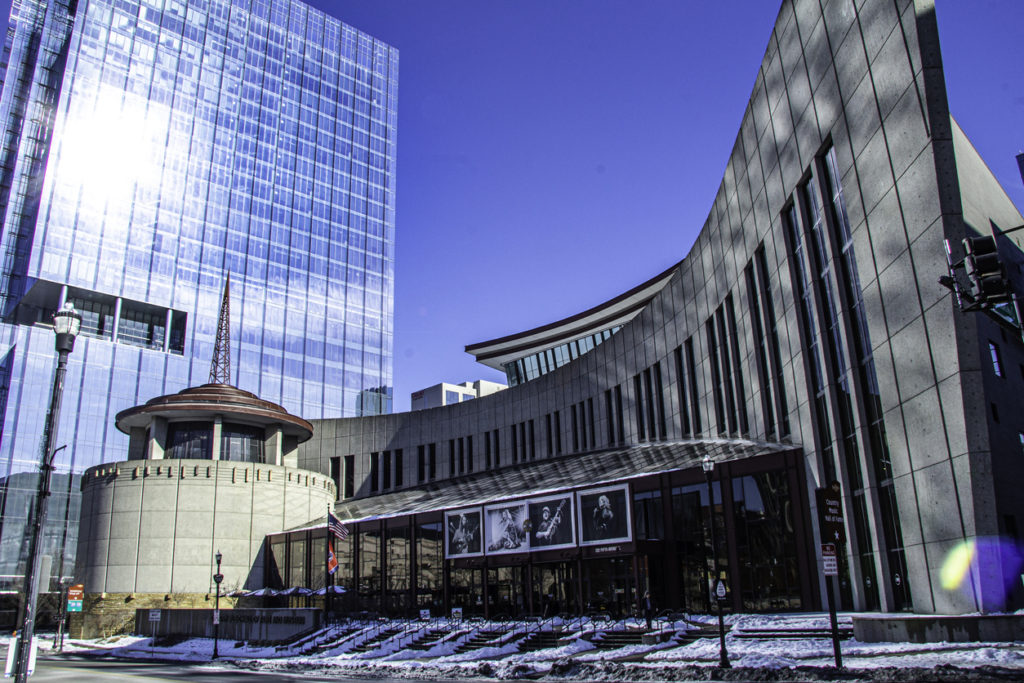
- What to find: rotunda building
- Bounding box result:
[74,382,334,634]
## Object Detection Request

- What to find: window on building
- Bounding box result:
[633,490,664,540]
[330,456,341,496]
[989,341,1003,377]
[221,423,264,463]
[343,455,354,498]
[445,390,460,404]
[166,421,212,460]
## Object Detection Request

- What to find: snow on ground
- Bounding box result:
[63,613,1024,681]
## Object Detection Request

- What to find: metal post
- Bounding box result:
[826,575,843,668]
[13,349,70,682]
[704,468,730,669]
[53,449,79,652]
[213,551,223,660]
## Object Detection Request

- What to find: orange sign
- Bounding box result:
[67,584,84,601]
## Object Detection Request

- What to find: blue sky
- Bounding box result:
[2,1,1022,412]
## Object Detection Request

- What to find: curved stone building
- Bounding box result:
[285,0,1024,618]
[76,384,333,633]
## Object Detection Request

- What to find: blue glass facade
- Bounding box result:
[0,0,397,586]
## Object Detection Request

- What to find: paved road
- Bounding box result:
[20,653,419,682]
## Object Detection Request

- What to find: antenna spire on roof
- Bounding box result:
[209,273,232,385]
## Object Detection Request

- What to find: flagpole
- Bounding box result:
[325,505,332,623]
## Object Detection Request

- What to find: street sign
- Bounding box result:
[148,609,161,622]
[715,579,727,600]
[821,543,838,576]
[815,481,846,544]
[67,584,84,601]
[212,609,220,625]
[66,599,83,613]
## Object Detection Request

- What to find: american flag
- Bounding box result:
[328,512,349,540]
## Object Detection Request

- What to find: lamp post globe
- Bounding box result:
[13,302,81,683]
[701,454,730,668]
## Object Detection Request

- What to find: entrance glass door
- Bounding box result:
[486,565,527,618]
[450,567,484,616]
[582,557,634,618]
[531,561,578,617]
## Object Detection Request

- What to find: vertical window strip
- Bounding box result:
[674,346,691,435]
[605,390,615,444]
[634,374,647,441]
[528,420,535,459]
[588,397,596,447]
[685,338,701,434]
[369,452,379,492]
[614,386,624,444]
[785,204,836,483]
[705,321,725,434]
[756,246,790,437]
[823,147,908,608]
[465,438,472,473]
[510,425,518,463]
[546,413,554,455]
[492,431,499,467]
[643,368,657,439]
[746,262,776,438]
[417,445,425,482]
[706,317,726,434]
[578,402,587,450]
[571,405,580,451]
[484,434,491,470]
[429,443,436,479]
[554,412,562,454]
[804,170,863,492]
[725,294,749,435]
[343,454,354,498]
[653,362,666,439]
[716,307,738,433]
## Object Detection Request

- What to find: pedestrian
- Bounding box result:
[643,590,653,630]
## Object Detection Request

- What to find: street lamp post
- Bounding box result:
[13,302,81,683]
[702,454,730,669]
[213,550,223,660]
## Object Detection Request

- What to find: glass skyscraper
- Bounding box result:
[0,0,397,587]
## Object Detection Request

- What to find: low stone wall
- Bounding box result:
[853,614,1024,643]
[73,592,239,640]
[135,607,321,643]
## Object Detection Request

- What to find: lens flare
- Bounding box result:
[940,540,975,590]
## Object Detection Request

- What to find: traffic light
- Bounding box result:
[963,235,1011,306]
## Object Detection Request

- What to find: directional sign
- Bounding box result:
[815,481,846,545]
[714,579,727,601]
[149,609,161,622]
[67,584,84,601]
[66,599,83,613]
